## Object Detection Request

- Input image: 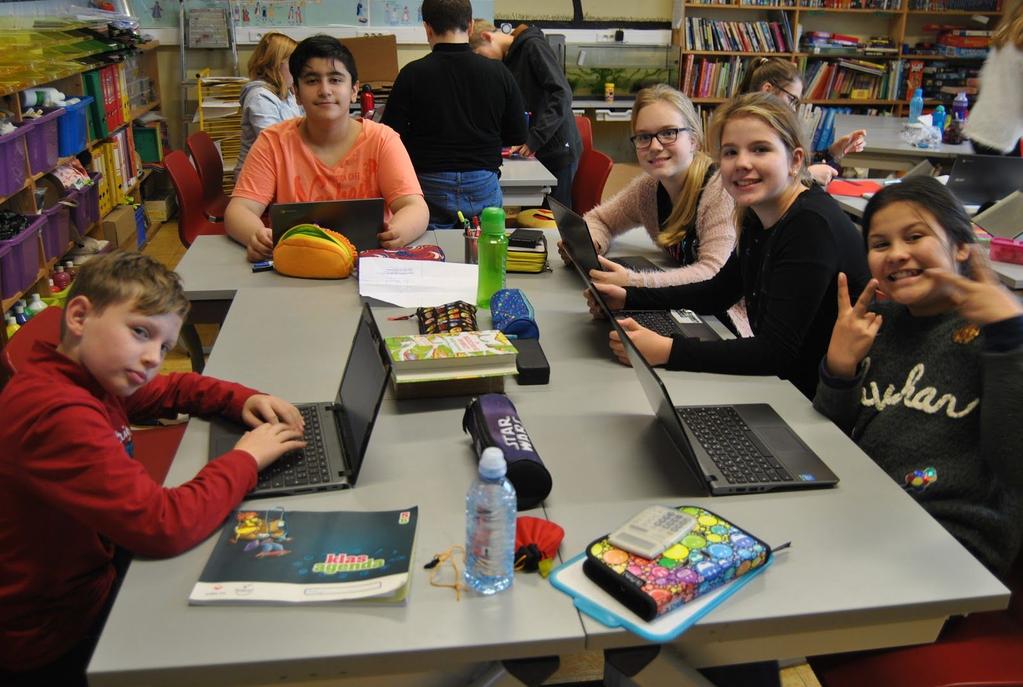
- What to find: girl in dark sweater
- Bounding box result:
[588,92,869,399]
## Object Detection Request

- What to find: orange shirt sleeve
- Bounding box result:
[231,124,280,205]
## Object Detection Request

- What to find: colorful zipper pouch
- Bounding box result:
[416,301,478,335]
[582,506,771,621]
[272,224,357,279]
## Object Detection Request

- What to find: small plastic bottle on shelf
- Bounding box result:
[26,293,46,317]
[52,265,71,291]
[951,91,969,124]
[63,260,77,281]
[13,304,28,326]
[464,447,517,595]
[909,88,924,124]
[5,316,19,338]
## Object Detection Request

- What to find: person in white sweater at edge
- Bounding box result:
[964,3,1023,156]
[563,84,750,335]
[236,32,304,179]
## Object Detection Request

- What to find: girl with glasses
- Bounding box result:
[567,85,748,332]
[587,93,870,400]
[739,57,867,186]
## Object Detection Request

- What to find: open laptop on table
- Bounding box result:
[946,155,1023,211]
[548,195,663,274]
[269,198,386,252]
[207,303,390,498]
[594,287,837,495]
[553,194,721,341]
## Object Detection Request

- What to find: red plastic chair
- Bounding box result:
[810,552,1023,687]
[572,147,614,215]
[1,307,185,484]
[162,149,226,248]
[185,131,231,220]
[575,114,593,154]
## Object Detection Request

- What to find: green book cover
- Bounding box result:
[384,330,518,376]
[189,507,417,605]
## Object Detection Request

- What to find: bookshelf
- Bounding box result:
[676,0,1003,116]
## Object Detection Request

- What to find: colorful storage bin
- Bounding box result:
[70,172,102,234]
[21,108,63,175]
[0,216,43,299]
[0,124,29,197]
[41,201,71,261]
[56,96,93,157]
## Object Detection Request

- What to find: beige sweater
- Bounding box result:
[584,170,751,335]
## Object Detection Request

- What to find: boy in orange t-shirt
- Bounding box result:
[227,35,429,262]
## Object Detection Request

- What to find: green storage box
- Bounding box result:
[133,124,162,163]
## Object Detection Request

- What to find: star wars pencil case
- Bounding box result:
[273,224,357,279]
[462,393,552,510]
[583,506,771,621]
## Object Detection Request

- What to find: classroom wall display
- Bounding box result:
[131,0,494,29]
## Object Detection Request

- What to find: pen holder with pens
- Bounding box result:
[465,235,479,264]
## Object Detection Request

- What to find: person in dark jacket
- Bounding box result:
[470,20,582,208]
[383,0,527,229]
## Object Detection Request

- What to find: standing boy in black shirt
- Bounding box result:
[383,0,527,229]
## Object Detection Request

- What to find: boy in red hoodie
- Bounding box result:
[0,251,306,686]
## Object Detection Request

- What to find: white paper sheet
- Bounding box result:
[358,258,478,307]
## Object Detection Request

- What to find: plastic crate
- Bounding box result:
[41,200,71,261]
[70,172,102,234]
[0,216,43,299]
[133,125,162,163]
[0,125,29,197]
[56,96,93,157]
[134,204,147,248]
[20,108,64,175]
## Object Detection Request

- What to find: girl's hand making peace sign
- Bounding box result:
[825,273,883,379]
[926,246,1023,327]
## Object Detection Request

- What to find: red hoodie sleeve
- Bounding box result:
[123,372,258,424]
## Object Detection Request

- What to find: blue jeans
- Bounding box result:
[418,170,503,230]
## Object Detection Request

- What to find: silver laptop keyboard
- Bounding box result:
[677,406,794,485]
[256,405,331,490]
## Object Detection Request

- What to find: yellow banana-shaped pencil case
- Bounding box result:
[272,224,357,279]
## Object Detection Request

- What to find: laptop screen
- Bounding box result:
[336,304,390,480]
[947,155,1023,207]
[269,198,386,251]
[548,195,604,276]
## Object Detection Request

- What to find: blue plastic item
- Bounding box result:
[909,88,924,124]
[56,96,94,157]
[932,105,946,134]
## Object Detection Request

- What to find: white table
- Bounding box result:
[500,158,557,207]
[838,113,975,172]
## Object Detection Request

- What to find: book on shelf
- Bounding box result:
[189,507,418,605]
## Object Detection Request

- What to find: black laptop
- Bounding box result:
[552,194,721,342]
[548,195,662,274]
[946,155,1023,209]
[608,307,838,495]
[207,304,390,498]
[269,198,386,252]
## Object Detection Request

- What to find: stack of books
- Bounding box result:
[383,330,519,399]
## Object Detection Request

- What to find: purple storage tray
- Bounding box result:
[70,172,102,233]
[0,216,43,299]
[41,201,71,261]
[21,108,64,175]
[0,125,29,197]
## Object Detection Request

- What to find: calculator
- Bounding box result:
[608,506,698,560]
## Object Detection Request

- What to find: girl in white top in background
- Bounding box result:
[965,2,1023,155]
[236,32,303,177]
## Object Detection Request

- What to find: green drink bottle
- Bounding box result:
[476,207,508,308]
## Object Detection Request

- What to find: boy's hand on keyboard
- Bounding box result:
[235,422,307,471]
[609,318,672,366]
[242,395,305,431]
[590,255,631,287]
[585,282,626,318]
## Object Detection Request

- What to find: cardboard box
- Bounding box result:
[144,195,176,223]
[102,205,137,249]
[342,34,398,87]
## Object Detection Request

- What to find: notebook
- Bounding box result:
[269,198,386,252]
[207,303,390,498]
[946,155,1023,210]
[605,298,838,495]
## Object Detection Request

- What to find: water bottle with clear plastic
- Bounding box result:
[909,88,924,124]
[464,447,517,595]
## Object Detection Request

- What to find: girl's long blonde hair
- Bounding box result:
[631,84,714,248]
[991,0,1023,49]
[706,93,811,229]
[247,32,298,99]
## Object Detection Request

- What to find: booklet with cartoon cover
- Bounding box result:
[189,506,417,605]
